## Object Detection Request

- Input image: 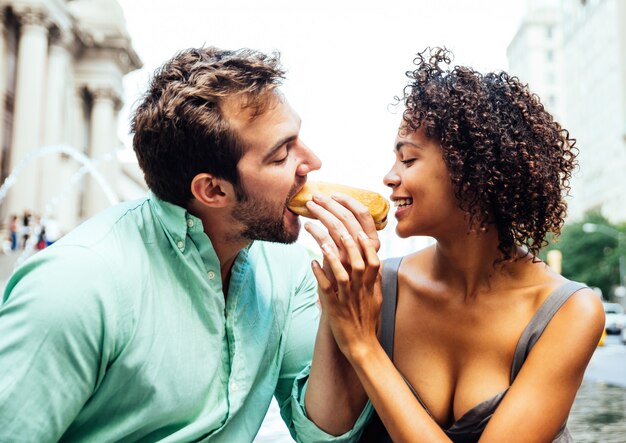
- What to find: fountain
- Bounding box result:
[0,144,121,268]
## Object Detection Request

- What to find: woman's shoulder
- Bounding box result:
[532,273,605,352]
[524,260,602,315]
[556,280,605,328]
[392,245,435,270]
[387,246,437,290]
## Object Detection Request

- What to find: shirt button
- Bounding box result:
[176,240,184,250]
[187,219,194,228]
[230,381,238,391]
[208,271,215,280]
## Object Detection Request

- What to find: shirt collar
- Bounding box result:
[147,190,254,265]
[147,191,194,244]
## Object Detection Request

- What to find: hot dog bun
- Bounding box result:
[288,181,389,230]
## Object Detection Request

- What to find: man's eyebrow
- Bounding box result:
[395,141,423,152]
[262,134,298,162]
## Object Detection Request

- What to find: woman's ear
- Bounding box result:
[190,173,235,208]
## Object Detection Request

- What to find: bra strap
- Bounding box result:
[510,281,587,381]
[380,256,403,360]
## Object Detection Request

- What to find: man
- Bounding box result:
[0,47,371,442]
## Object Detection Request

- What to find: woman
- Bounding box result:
[302,48,604,442]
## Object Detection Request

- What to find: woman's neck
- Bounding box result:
[430,227,527,298]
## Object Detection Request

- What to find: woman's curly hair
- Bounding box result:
[400,47,577,260]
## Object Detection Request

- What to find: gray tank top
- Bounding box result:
[360,257,584,443]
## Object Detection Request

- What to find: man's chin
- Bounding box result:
[282,215,301,244]
[241,219,300,245]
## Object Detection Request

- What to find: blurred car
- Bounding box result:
[603,302,625,334]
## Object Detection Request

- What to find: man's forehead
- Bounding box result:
[221,90,284,131]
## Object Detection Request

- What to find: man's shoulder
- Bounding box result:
[5,199,153,295]
[56,198,152,249]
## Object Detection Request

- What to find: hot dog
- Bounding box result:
[288,181,389,230]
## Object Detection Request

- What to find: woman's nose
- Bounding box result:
[383,166,400,188]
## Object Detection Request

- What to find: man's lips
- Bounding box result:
[285,180,307,215]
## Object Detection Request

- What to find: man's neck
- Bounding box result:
[213,239,250,296]
[187,200,251,299]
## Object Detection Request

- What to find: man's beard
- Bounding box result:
[230,182,301,244]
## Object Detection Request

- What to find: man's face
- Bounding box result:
[224,93,321,244]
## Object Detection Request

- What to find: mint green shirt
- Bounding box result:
[0,195,370,442]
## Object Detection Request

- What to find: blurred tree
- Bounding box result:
[540,211,626,300]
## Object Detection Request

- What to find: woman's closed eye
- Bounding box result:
[401,158,416,166]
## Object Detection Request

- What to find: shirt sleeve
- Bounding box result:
[273,249,373,442]
[0,246,121,442]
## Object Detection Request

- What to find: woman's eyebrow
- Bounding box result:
[395,141,423,152]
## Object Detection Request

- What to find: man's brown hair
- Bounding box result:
[131,47,285,207]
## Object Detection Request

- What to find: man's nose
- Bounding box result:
[296,143,322,175]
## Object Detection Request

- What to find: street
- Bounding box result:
[584,334,626,387]
[568,335,626,442]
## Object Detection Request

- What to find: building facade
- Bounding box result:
[0,0,144,234]
[507,0,565,121]
[507,0,626,223]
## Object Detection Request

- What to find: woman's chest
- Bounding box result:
[390,289,538,427]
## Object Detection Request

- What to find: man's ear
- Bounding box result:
[190,173,234,208]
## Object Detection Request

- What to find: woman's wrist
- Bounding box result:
[342,335,382,367]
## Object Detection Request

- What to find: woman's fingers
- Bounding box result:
[331,192,380,252]
[340,232,365,288]
[311,260,334,310]
[304,221,340,255]
[357,231,381,287]
[305,198,351,254]
[304,222,340,286]
[306,193,370,247]
[319,240,351,303]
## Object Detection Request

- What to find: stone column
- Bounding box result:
[42,30,80,228]
[0,9,7,179]
[56,87,89,228]
[41,31,72,214]
[83,86,120,217]
[43,30,72,148]
[7,8,49,215]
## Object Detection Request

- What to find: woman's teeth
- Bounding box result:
[394,198,413,208]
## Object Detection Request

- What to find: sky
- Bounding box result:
[116,0,527,255]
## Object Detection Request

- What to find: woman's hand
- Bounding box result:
[303,192,383,362]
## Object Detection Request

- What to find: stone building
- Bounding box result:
[507,0,626,223]
[0,0,144,234]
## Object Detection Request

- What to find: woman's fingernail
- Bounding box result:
[321,243,333,254]
[313,193,325,201]
[358,231,369,241]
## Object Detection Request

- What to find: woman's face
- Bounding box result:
[383,125,466,238]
